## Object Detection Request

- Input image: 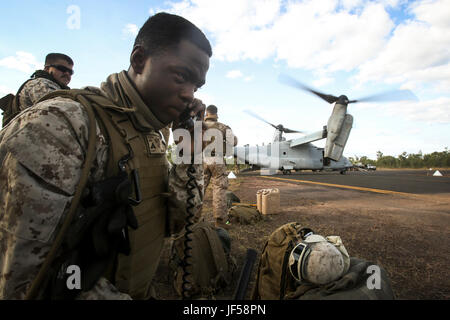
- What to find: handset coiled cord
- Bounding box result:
[181,163,197,299]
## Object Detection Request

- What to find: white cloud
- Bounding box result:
[225,70,254,81]
[160,0,450,128]
[358,97,450,124]
[0,51,43,74]
[164,0,449,91]
[165,0,394,70]
[313,76,334,87]
[226,70,243,79]
[123,23,139,37]
[355,0,450,91]
[388,98,450,124]
[341,0,364,11]
[194,91,215,105]
[273,1,394,72]
[165,0,282,61]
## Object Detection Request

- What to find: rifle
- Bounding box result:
[233,248,258,300]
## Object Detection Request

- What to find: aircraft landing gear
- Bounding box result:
[282,169,292,175]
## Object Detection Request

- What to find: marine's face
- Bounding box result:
[47,59,73,86]
[133,40,210,125]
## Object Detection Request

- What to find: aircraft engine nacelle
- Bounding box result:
[324,101,353,161]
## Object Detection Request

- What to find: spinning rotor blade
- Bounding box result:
[244,110,304,134]
[279,74,339,104]
[282,127,303,134]
[280,74,419,105]
[244,110,278,129]
[349,89,418,104]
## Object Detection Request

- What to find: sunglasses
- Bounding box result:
[49,64,74,75]
[288,242,311,282]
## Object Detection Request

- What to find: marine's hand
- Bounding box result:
[173,98,206,131]
[188,98,206,122]
[173,98,207,155]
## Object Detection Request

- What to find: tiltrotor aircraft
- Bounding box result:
[234,75,417,174]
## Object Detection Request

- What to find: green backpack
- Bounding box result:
[228,204,262,225]
[170,221,236,298]
[252,222,304,300]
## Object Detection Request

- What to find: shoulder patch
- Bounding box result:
[144,132,166,155]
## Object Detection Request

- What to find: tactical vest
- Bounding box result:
[38,89,169,299]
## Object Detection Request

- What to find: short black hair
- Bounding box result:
[45,53,74,66]
[134,12,212,57]
[206,105,217,114]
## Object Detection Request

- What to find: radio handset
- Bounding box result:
[178,107,197,130]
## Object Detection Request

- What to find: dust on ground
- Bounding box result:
[153,175,450,300]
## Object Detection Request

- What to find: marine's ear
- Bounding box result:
[130,46,147,74]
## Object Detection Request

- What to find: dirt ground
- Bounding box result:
[153,174,450,300]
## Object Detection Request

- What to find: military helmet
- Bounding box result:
[288,234,346,285]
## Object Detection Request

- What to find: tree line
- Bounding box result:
[168,143,449,169]
[348,148,450,168]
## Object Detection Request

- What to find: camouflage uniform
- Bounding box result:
[17,76,63,112]
[0,71,204,299]
[203,115,237,225]
[1,71,66,128]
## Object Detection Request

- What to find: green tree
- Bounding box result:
[373,149,449,168]
[376,151,383,160]
[376,155,398,168]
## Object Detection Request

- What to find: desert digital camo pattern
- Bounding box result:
[203,117,237,223]
[17,77,62,112]
[0,73,204,300]
[203,162,229,222]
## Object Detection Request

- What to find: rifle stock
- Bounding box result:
[233,248,258,300]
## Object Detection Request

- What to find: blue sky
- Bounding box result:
[1,0,449,159]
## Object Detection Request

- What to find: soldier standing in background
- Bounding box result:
[1,53,74,127]
[0,12,210,300]
[203,105,238,229]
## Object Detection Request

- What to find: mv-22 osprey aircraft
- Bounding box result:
[234,75,416,175]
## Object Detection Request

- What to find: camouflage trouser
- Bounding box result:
[204,163,229,222]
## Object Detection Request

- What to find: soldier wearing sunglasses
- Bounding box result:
[16,53,74,114]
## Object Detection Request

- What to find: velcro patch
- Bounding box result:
[145,132,166,155]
